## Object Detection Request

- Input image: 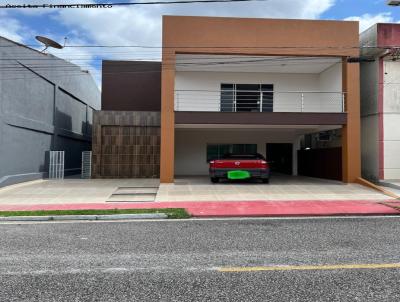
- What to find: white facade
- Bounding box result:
[174,55,344,177]
[360,59,379,180]
[174,58,343,113]
[383,61,400,179]
[360,23,400,181]
[360,56,400,180]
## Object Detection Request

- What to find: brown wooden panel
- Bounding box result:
[98,125,160,178]
[92,111,161,178]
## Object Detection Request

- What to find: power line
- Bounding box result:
[0,56,341,63]
[0,43,379,49]
[0,57,344,73]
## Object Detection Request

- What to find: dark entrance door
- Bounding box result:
[266,143,293,175]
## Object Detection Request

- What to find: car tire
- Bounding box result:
[262,178,269,184]
[211,177,219,183]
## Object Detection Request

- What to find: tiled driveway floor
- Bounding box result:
[155,175,393,202]
[0,179,159,205]
[0,175,393,206]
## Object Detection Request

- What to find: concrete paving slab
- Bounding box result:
[0,175,392,207]
[106,195,156,202]
[113,187,159,194]
[155,175,391,202]
[0,179,159,205]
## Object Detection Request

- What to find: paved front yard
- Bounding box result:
[0,174,393,206]
[0,179,159,205]
[155,175,392,202]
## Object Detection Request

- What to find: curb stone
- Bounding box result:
[0,213,168,222]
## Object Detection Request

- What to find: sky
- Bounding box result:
[1,0,400,85]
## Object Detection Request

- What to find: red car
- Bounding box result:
[209,153,270,183]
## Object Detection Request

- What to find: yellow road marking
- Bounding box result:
[218,263,400,273]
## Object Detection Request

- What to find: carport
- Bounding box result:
[174,125,343,180]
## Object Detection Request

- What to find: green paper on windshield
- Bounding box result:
[227,170,251,180]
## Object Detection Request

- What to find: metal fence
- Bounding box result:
[174,90,345,113]
[49,151,64,179]
[81,151,92,179]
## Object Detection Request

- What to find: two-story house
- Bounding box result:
[93,16,361,185]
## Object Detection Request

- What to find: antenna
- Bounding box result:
[35,36,64,53]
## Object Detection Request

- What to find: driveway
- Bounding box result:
[155,174,392,202]
[0,174,392,206]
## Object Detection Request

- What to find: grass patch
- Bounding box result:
[0,208,190,219]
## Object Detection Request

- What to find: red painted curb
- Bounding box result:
[0,200,398,217]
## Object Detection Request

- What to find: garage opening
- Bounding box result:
[175,126,343,182]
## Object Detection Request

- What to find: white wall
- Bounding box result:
[175,68,342,113]
[317,63,343,112]
[383,61,400,179]
[360,59,379,181]
[318,63,342,92]
[361,115,379,181]
[175,129,299,175]
[360,60,379,116]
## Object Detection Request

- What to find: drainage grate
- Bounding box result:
[106,186,159,202]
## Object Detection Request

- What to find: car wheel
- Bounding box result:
[262,178,269,184]
[211,177,219,183]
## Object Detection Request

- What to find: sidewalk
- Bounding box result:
[0,200,398,217]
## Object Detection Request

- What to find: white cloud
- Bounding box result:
[345,12,397,33]
[0,12,27,42]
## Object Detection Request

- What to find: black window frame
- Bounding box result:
[220,83,274,112]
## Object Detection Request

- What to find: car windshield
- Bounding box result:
[222,153,265,160]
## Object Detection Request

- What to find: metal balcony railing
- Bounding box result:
[174,90,346,113]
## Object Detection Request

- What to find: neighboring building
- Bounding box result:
[0,36,100,187]
[360,24,400,182]
[94,16,361,183]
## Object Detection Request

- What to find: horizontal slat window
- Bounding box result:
[220,84,274,112]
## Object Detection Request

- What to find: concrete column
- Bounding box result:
[342,59,361,183]
[292,136,301,176]
[160,51,176,183]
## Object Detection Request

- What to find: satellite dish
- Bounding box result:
[35,36,64,52]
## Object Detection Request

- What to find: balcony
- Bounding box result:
[175,90,345,113]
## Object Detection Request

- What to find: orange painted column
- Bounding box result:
[160,51,176,183]
[342,59,361,183]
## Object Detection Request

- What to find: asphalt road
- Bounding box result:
[1,217,400,301]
